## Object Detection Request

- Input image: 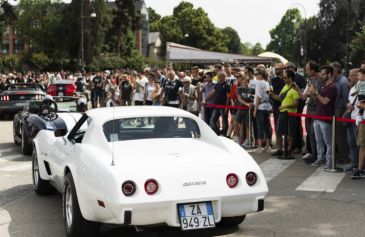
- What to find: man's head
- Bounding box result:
[224,63,231,74]
[284,70,296,85]
[285,62,296,72]
[177,71,185,80]
[320,65,334,81]
[305,61,320,78]
[191,66,199,76]
[167,70,175,80]
[330,61,343,77]
[275,63,285,76]
[217,71,227,83]
[215,64,223,73]
[348,68,359,86]
[204,72,213,83]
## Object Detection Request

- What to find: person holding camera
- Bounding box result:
[269,70,300,156]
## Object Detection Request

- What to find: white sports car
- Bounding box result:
[32,106,268,237]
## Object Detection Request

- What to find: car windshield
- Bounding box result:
[103,116,201,142]
[56,101,78,112]
[6,84,43,91]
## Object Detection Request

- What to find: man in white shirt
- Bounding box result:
[134,72,148,105]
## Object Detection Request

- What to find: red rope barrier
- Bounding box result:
[205,103,363,124]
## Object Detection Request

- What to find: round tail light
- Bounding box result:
[246,172,257,186]
[144,179,158,195]
[122,180,136,196]
[226,173,239,188]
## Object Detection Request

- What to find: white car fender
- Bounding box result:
[33,131,53,181]
[63,162,98,221]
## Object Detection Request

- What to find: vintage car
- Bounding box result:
[0,83,45,116]
[32,106,268,237]
[13,96,85,155]
[47,80,77,97]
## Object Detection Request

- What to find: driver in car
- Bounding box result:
[41,95,55,115]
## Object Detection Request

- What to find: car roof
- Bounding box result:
[86,106,196,124]
[51,80,74,84]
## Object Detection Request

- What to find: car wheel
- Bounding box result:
[32,149,56,195]
[13,122,21,146]
[21,125,33,155]
[217,215,246,227]
[64,173,100,237]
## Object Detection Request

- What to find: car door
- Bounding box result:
[50,114,90,189]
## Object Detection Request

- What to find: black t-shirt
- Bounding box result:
[213,82,231,105]
[163,79,183,102]
[120,80,132,100]
[191,77,204,86]
[237,87,255,104]
[271,76,285,109]
[92,76,102,89]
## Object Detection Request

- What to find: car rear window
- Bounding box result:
[103,116,201,142]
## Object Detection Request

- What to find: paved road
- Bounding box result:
[1,120,365,237]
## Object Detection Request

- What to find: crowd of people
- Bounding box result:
[1,60,365,179]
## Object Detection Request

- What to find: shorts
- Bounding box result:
[235,110,249,123]
[276,112,296,137]
[230,109,237,115]
[357,123,365,147]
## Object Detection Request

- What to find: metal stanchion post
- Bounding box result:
[247,107,252,147]
[278,111,294,160]
[325,116,343,173]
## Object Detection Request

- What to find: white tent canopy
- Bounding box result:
[258,52,288,64]
[166,42,275,65]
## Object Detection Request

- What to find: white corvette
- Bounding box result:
[32,106,268,237]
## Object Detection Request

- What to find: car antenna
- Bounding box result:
[111,106,115,166]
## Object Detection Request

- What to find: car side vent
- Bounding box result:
[44,161,52,175]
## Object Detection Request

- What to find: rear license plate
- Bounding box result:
[58,92,64,96]
[15,103,27,107]
[177,202,215,231]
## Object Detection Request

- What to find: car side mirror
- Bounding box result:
[54,128,67,137]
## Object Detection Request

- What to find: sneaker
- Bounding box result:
[253,147,264,153]
[271,149,283,156]
[263,146,271,152]
[311,160,323,167]
[345,166,357,174]
[302,153,312,160]
[324,166,331,172]
[351,169,364,179]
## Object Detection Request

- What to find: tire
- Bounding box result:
[32,149,56,195]
[21,125,33,155]
[13,122,21,145]
[217,215,246,227]
[63,173,100,237]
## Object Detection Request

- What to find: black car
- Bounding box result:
[13,96,84,155]
[0,83,45,117]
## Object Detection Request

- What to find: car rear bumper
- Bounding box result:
[0,101,28,112]
[87,192,267,227]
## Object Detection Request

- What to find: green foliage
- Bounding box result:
[147,7,160,32]
[351,26,365,67]
[30,52,50,70]
[222,27,242,54]
[267,8,303,65]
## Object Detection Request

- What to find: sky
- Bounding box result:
[144,0,321,47]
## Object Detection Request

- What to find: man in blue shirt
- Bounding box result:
[331,62,350,164]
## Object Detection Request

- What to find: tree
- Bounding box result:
[147,7,160,32]
[351,26,365,67]
[267,8,303,65]
[222,27,241,54]
[251,43,264,56]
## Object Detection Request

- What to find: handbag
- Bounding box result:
[342,95,358,128]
